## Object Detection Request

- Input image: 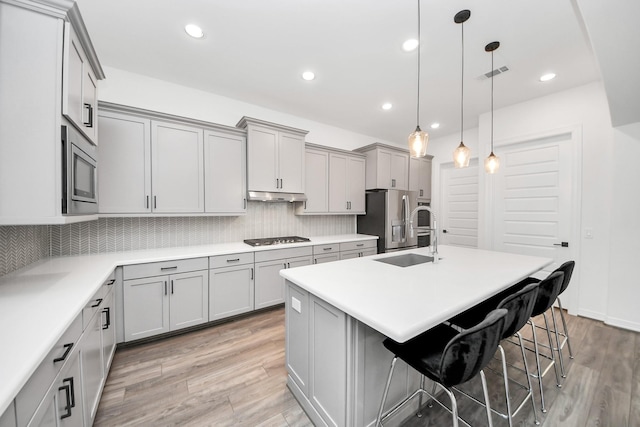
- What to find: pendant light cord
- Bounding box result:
[491,49,494,153]
[416,0,421,127]
[460,20,464,143]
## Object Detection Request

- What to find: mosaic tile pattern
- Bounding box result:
[50,202,355,256]
[0,225,50,277]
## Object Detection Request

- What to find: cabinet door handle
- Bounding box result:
[160,266,178,271]
[226,258,240,263]
[391,178,396,188]
[91,298,103,308]
[102,307,111,330]
[287,262,291,268]
[420,189,423,197]
[53,343,73,363]
[304,201,307,210]
[154,196,157,209]
[244,198,247,209]
[283,263,287,269]
[314,259,318,264]
[59,379,74,419]
[83,103,93,128]
[164,281,168,296]
[356,243,364,247]
[323,247,333,251]
[146,195,150,209]
[171,280,174,294]
[250,267,254,280]
[106,279,115,286]
[276,178,280,189]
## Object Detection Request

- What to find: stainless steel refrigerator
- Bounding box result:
[357,189,418,253]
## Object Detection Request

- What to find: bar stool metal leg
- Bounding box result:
[529,319,547,412]
[551,307,567,378]
[440,386,460,427]
[417,375,425,417]
[479,370,494,427]
[376,356,397,427]
[557,297,574,359]
[516,331,540,425]
[542,312,563,387]
[497,345,513,427]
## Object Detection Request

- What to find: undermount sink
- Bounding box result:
[374,253,434,267]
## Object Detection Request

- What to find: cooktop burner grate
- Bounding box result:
[243,236,311,247]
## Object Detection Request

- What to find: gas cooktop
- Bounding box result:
[243,236,311,247]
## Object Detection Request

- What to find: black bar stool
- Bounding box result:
[375,308,508,427]
[449,282,541,426]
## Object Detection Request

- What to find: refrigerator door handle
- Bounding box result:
[401,194,408,242]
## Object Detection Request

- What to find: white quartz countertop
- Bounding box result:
[280,245,552,343]
[0,233,376,416]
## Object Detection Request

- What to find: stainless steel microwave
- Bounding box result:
[62,124,98,215]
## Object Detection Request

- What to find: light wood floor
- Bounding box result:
[94,308,640,427]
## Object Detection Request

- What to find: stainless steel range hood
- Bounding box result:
[247,191,307,202]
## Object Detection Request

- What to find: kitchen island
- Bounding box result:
[280,245,552,427]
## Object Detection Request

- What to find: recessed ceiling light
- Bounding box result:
[540,72,556,82]
[382,103,393,110]
[430,123,440,129]
[402,39,419,52]
[302,71,315,81]
[184,24,204,39]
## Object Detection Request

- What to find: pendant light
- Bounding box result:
[484,41,500,174]
[453,10,471,168]
[408,0,428,158]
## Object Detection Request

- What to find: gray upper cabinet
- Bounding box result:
[62,23,99,145]
[204,129,247,214]
[98,103,247,216]
[151,121,205,213]
[409,155,433,201]
[355,143,410,191]
[98,110,152,214]
[296,144,366,215]
[0,0,103,225]
[237,117,308,194]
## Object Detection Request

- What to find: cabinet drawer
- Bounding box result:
[15,313,82,426]
[209,252,254,269]
[313,244,339,255]
[339,240,377,252]
[123,257,208,280]
[255,246,313,263]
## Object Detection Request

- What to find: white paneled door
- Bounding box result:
[440,161,479,248]
[491,133,576,307]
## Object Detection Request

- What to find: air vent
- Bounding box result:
[477,66,509,80]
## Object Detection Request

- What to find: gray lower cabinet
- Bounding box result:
[123,258,209,341]
[102,289,117,375]
[209,253,255,321]
[255,247,313,310]
[285,281,423,427]
[339,240,377,260]
[80,307,104,426]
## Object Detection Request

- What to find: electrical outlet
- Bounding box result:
[292,297,301,313]
[585,228,594,239]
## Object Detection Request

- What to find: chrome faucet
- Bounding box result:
[408,206,438,263]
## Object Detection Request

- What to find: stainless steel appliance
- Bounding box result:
[62,124,98,215]
[416,201,431,248]
[357,190,418,253]
[243,236,311,247]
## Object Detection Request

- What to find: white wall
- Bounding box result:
[606,122,640,331]
[429,82,616,323]
[98,66,396,151]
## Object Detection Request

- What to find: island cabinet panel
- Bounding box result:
[0,401,15,427]
[285,284,310,395]
[309,295,348,427]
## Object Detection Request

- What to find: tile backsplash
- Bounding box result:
[0,203,355,276]
[0,225,50,277]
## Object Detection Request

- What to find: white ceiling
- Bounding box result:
[76,0,601,143]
